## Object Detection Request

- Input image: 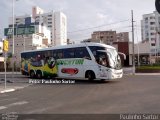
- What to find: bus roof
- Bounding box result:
[21,42,116,54]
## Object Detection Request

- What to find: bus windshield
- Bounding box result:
[89,46,122,69]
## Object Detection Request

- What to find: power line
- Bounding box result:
[68,25,132,36]
[67,19,130,34]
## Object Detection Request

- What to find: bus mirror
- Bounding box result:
[118,52,126,60]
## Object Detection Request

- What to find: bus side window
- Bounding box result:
[57,50,63,59]
[53,50,57,59]
[63,48,75,58]
[75,47,91,60]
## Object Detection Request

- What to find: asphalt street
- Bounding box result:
[0,74,160,114]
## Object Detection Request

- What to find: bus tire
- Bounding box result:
[36,70,42,79]
[85,70,95,81]
[30,70,35,78]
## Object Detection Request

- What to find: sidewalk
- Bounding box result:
[135,73,160,75]
[0,82,31,94]
[0,72,21,75]
[123,67,160,75]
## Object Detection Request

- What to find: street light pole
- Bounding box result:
[131,10,135,75]
[12,0,15,55]
[23,36,26,51]
[12,0,15,77]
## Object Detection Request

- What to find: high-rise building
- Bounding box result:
[91,31,117,45]
[6,11,51,66]
[32,6,44,19]
[141,11,160,55]
[116,32,129,42]
[91,31,129,45]
[33,7,67,46]
[8,6,67,46]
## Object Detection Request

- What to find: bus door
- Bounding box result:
[96,50,110,79]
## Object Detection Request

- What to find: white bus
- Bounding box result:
[21,42,125,81]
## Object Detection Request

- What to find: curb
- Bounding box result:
[0,84,32,94]
[0,89,15,93]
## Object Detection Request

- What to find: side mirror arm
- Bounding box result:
[118,52,126,60]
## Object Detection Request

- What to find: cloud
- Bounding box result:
[0,0,156,42]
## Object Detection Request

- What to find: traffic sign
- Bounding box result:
[3,40,9,52]
[4,26,35,36]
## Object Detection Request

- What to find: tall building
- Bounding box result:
[32,6,44,19]
[91,31,129,45]
[91,31,117,45]
[6,13,51,67]
[141,11,160,55]
[116,32,129,42]
[33,7,67,46]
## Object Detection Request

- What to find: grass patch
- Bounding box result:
[136,65,160,70]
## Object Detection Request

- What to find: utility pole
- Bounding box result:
[12,0,15,78]
[131,10,135,75]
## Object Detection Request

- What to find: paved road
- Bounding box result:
[0,74,160,114]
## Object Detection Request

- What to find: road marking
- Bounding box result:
[0,98,18,102]
[6,101,28,107]
[0,106,7,110]
[0,89,15,93]
[0,101,28,111]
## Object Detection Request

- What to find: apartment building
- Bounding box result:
[116,32,129,42]
[33,6,67,46]
[141,11,160,55]
[91,31,117,45]
[5,16,50,68]
[91,31,129,45]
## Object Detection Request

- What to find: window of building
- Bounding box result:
[48,15,52,17]
[150,33,155,35]
[48,18,52,20]
[145,25,148,29]
[145,17,148,21]
[151,43,155,46]
[145,32,149,36]
[151,38,155,41]
[48,22,52,24]
[150,22,155,25]
[150,16,155,19]
[48,25,52,27]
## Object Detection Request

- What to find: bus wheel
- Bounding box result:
[30,70,35,78]
[86,71,95,81]
[36,71,42,79]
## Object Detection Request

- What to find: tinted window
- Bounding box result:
[89,46,105,57]
[57,50,63,59]
[63,48,75,58]
[75,47,91,59]
[21,53,26,59]
[53,50,57,59]
[26,52,35,59]
[89,46,110,67]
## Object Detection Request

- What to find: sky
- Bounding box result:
[0,0,156,43]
